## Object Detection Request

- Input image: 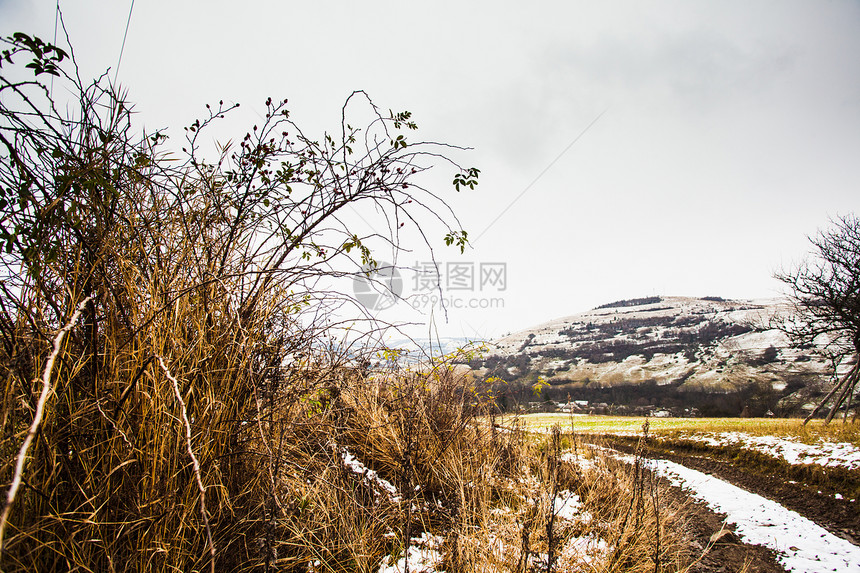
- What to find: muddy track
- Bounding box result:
[582,434,860,572]
[594,434,860,546]
[659,480,787,573]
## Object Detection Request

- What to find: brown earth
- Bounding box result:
[586,434,860,573]
[661,483,788,573]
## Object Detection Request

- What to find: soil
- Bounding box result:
[585,434,860,573]
[660,483,788,573]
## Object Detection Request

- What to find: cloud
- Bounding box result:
[540,28,798,116]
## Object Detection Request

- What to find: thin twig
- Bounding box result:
[0,295,93,553]
[157,355,216,573]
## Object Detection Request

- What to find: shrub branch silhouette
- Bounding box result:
[775,214,860,424]
[0,27,478,572]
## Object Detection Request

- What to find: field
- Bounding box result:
[505,414,860,446]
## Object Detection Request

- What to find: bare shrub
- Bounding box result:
[1,28,703,573]
[0,29,476,572]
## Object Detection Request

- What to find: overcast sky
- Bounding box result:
[3,1,859,342]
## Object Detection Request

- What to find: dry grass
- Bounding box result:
[0,39,707,572]
[294,378,701,573]
[0,332,706,572]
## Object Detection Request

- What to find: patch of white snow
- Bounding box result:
[560,534,608,564]
[552,490,583,521]
[377,533,444,573]
[341,448,401,503]
[673,432,860,471]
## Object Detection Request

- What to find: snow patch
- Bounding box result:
[552,490,583,521]
[561,451,596,471]
[341,448,402,503]
[560,534,608,564]
[378,533,444,573]
[672,432,860,471]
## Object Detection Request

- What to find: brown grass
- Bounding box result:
[0,41,706,572]
[0,315,704,572]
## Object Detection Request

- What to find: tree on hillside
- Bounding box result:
[775,214,860,424]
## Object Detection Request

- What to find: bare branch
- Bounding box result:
[776,213,860,423]
[0,294,92,552]
[156,356,216,573]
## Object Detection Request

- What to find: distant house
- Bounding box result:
[557,400,590,413]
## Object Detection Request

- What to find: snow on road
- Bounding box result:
[670,431,860,471]
[649,458,860,573]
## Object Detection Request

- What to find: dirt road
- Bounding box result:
[590,435,860,573]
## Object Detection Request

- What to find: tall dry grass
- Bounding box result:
[224,356,699,573]
[0,205,327,570]
[0,31,704,573]
[0,294,701,572]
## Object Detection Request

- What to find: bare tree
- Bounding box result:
[775,214,860,424]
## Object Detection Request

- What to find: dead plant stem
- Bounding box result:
[156,355,216,573]
[0,295,93,554]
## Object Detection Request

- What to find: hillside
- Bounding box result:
[469,296,831,416]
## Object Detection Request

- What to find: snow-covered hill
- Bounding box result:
[472,296,830,416]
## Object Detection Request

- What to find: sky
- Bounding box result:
[2,0,859,343]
